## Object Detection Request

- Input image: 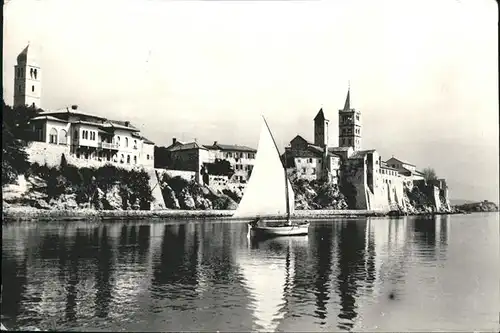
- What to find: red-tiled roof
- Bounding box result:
[31,115,67,123]
[169,142,207,151]
[349,149,376,160]
[386,157,416,167]
[203,143,256,152]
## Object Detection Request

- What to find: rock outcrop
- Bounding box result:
[454,200,498,213]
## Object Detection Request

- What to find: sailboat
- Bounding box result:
[233,116,310,237]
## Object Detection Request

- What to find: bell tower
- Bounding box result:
[14,44,42,108]
[338,87,361,151]
[314,108,329,148]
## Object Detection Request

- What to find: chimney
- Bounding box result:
[71,105,78,110]
[172,138,177,145]
[213,141,218,146]
[125,121,130,127]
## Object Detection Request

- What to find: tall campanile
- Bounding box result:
[14,44,42,108]
[338,87,361,151]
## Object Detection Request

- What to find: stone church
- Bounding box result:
[283,89,444,211]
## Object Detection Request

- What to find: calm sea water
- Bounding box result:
[1,213,499,332]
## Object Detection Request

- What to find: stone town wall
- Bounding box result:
[342,159,369,210]
[205,175,246,197]
[433,185,442,212]
[26,142,70,167]
[367,178,405,211]
[342,157,407,211]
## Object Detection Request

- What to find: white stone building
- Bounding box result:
[13,44,155,169]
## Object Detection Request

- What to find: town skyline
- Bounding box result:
[3,0,498,202]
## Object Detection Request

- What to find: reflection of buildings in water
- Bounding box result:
[108,224,152,314]
[410,215,449,262]
[152,224,198,287]
[1,249,28,321]
[335,220,373,331]
[308,225,336,323]
[366,218,411,296]
[434,215,450,259]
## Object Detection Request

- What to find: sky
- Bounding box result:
[3,0,498,202]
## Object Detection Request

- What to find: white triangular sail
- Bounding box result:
[233,119,295,218]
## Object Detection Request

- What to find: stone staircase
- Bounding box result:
[145,168,165,210]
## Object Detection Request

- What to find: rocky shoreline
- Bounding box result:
[2,206,467,222]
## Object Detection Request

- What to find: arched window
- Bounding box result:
[127,155,130,164]
[34,69,38,79]
[59,129,68,145]
[116,136,120,147]
[120,154,124,163]
[125,137,129,148]
[133,156,137,164]
[30,68,33,78]
[49,128,58,144]
[133,140,137,149]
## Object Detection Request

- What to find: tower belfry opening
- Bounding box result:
[338,87,361,151]
[14,44,41,109]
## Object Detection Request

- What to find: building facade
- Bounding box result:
[164,138,257,186]
[13,44,155,169]
[27,106,155,168]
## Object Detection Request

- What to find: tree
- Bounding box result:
[2,101,41,185]
[422,167,438,182]
[205,158,234,177]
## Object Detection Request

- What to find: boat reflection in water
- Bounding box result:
[237,234,309,332]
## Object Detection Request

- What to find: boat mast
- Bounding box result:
[262,116,291,222]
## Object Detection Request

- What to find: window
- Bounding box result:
[146,154,150,160]
[133,156,137,164]
[117,136,121,146]
[59,129,67,145]
[312,168,316,173]
[30,68,33,78]
[120,154,124,163]
[127,155,130,164]
[32,85,34,92]
[133,140,137,149]
[356,115,360,120]
[125,138,129,148]
[49,128,58,144]
[308,158,313,163]
[34,69,38,79]
[348,138,352,145]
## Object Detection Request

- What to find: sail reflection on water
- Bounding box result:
[237,236,308,332]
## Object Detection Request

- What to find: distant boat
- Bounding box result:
[233,116,309,238]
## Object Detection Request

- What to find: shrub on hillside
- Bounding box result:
[29,162,153,210]
[222,189,241,203]
[2,102,41,185]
